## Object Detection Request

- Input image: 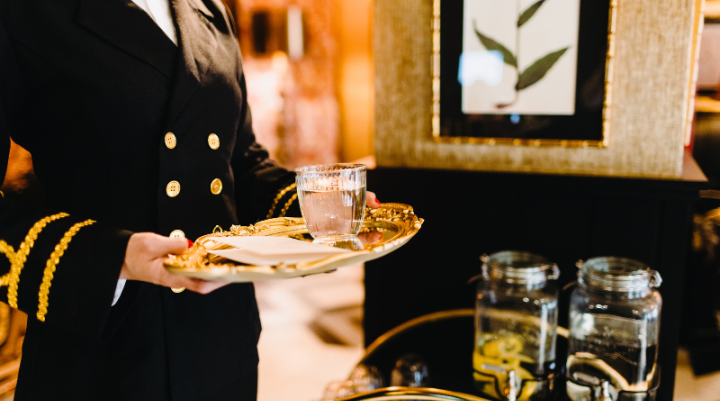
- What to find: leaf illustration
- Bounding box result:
[517,0,546,27]
[516,46,569,90]
[473,22,518,68]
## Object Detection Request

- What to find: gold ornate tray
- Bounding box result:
[164,203,423,282]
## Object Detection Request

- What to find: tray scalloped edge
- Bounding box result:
[164,203,423,282]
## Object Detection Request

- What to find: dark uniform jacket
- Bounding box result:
[0,0,298,399]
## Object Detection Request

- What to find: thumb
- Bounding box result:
[153,236,190,257]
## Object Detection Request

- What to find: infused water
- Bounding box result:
[474,308,557,400]
[567,313,658,393]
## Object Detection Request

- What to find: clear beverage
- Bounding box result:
[295,163,367,241]
[298,188,366,239]
[567,313,658,393]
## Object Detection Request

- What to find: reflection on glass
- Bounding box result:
[314,236,364,251]
[349,365,384,393]
[458,50,504,87]
[390,354,430,387]
[357,229,384,246]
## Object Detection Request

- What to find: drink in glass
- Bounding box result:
[295,164,367,242]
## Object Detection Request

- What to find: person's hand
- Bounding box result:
[367,191,380,208]
[119,233,229,294]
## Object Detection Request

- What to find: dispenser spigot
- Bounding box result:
[597,380,614,401]
[505,369,518,401]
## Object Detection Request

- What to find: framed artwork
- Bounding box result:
[435,0,614,147]
[375,0,703,179]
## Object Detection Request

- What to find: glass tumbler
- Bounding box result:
[295,164,367,242]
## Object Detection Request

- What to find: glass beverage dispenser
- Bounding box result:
[474,251,560,401]
[567,257,662,401]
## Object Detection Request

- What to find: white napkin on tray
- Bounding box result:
[208,236,351,265]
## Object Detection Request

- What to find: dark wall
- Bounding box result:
[364,167,706,401]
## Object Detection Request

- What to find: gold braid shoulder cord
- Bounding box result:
[37,219,95,322]
[277,192,299,218]
[1,213,70,309]
[266,183,298,219]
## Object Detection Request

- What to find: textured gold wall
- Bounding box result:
[374,0,701,179]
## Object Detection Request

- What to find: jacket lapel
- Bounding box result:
[76,0,177,79]
[164,0,218,128]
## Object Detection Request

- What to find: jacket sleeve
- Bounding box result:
[0,11,134,341]
[230,71,301,224]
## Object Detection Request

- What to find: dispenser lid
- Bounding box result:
[577,256,662,292]
[481,251,559,284]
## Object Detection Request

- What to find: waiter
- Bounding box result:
[0,0,379,399]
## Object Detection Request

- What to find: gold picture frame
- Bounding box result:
[431,0,617,148]
[375,0,703,179]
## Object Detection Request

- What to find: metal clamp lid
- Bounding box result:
[480,251,559,285]
[577,256,662,292]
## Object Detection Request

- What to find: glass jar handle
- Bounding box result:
[480,254,490,280]
[468,255,491,284]
[649,270,663,288]
[547,263,560,280]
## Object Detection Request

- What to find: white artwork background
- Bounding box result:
[461,0,580,115]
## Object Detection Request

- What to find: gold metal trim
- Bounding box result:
[363,309,474,359]
[558,326,569,339]
[361,308,569,362]
[685,0,705,146]
[431,0,618,148]
[337,387,492,401]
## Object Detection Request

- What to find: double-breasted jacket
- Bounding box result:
[0,0,298,399]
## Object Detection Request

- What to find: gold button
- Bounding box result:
[169,229,185,238]
[166,181,181,197]
[208,133,220,150]
[165,132,177,149]
[210,178,223,195]
[171,287,186,293]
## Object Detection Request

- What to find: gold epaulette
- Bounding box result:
[266,183,298,219]
[37,219,95,322]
